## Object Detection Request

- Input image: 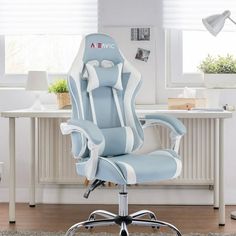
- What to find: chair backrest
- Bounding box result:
[68,33,144,158]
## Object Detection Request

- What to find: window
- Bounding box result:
[0,0,97,86]
[0,35,82,86]
[167,30,236,87]
[5,35,82,75]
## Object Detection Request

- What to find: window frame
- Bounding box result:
[165,29,204,88]
[0,30,209,88]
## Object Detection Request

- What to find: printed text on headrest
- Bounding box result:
[90,43,115,49]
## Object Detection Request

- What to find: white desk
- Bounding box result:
[1,108,232,225]
[1,109,71,224]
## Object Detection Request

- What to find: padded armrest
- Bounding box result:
[60,119,104,145]
[144,115,186,136]
[60,119,104,180]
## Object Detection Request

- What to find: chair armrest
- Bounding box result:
[143,115,186,153]
[143,114,186,136]
[60,119,105,181]
[60,119,104,145]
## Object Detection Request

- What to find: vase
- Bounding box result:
[204,74,236,88]
[56,93,71,109]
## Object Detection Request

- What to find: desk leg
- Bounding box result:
[214,119,219,209]
[219,119,225,226]
[29,118,36,207]
[9,118,15,223]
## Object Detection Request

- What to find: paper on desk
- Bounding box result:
[178,87,196,98]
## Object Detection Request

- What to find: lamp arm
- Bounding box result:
[228,16,236,25]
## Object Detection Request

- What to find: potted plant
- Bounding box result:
[198,54,236,88]
[48,79,71,109]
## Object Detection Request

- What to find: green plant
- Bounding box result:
[198,54,236,73]
[48,79,69,93]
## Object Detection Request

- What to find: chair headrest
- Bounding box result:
[82,34,124,64]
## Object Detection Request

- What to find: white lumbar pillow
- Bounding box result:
[83,60,99,78]
[101,60,115,68]
[86,63,123,92]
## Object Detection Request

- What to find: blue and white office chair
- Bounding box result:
[60,33,186,236]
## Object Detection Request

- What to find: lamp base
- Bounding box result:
[29,92,45,110]
[30,100,45,110]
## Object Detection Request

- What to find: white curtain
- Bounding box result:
[0,0,97,35]
[163,0,236,30]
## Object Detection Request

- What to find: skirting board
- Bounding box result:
[0,186,215,205]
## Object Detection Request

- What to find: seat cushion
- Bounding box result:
[76,149,182,185]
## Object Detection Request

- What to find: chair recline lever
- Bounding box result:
[83,179,106,199]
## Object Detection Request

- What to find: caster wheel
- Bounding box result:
[85,226,94,229]
[120,229,128,236]
[152,226,160,229]
[85,216,95,229]
[150,217,159,229]
[85,225,94,229]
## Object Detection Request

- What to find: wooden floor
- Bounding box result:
[1,204,236,234]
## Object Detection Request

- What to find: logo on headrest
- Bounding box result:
[90,42,115,49]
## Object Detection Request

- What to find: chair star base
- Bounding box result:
[65,186,182,236]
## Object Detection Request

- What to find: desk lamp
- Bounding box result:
[203,10,236,220]
[202,10,236,36]
[26,71,48,110]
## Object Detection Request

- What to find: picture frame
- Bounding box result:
[131,28,150,41]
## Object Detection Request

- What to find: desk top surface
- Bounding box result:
[0,107,233,119]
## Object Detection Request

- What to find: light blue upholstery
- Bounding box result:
[145,114,187,136]
[86,63,123,92]
[101,127,133,156]
[83,34,124,64]
[68,119,104,145]
[61,33,186,236]
[76,149,181,185]
[64,33,186,184]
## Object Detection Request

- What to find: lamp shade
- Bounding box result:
[202,10,231,36]
[26,71,48,91]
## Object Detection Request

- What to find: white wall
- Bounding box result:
[0,0,236,205]
[99,0,236,205]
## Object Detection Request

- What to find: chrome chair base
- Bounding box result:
[65,209,181,236]
[65,186,182,236]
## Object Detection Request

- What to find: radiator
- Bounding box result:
[38,118,83,184]
[38,118,215,185]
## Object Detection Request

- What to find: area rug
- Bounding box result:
[1,232,236,236]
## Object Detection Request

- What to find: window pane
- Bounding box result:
[183,31,236,73]
[5,35,82,74]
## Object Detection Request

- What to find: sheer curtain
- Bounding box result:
[0,0,97,34]
[163,0,236,30]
